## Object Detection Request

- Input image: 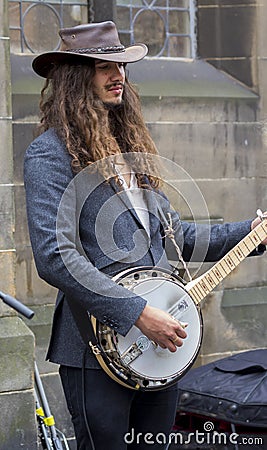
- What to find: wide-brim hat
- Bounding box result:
[32,21,148,78]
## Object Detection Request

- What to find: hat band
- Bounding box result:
[65,45,125,55]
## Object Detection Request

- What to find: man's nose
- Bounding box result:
[110,64,124,80]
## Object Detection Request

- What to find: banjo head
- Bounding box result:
[96,267,203,390]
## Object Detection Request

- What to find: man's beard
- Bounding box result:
[103,100,124,112]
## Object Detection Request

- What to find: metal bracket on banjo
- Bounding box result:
[120,335,151,365]
[89,341,102,356]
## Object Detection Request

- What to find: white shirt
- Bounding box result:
[115,165,150,237]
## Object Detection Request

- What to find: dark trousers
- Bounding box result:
[59,365,178,450]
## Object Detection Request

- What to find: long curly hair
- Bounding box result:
[38,62,161,187]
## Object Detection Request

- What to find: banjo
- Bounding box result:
[90,216,267,391]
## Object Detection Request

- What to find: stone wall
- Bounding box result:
[0,0,37,448]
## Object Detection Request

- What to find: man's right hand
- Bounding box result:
[135,304,187,352]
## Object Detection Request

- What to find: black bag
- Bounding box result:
[176,349,267,428]
[170,350,267,449]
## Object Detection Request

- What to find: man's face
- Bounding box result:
[92,60,126,105]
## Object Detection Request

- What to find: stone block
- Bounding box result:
[0,389,37,450]
[149,121,261,180]
[198,5,255,58]
[200,289,267,359]
[209,58,254,89]
[163,172,257,220]
[15,247,57,305]
[223,257,267,289]
[0,251,16,312]
[190,178,258,222]
[0,185,15,250]
[257,59,267,120]
[221,287,267,347]
[0,120,13,184]
[0,1,9,36]
[14,184,29,248]
[142,97,258,124]
[24,303,55,374]
[12,94,40,121]
[0,38,11,118]
[259,179,267,205]
[0,316,34,392]
[258,165,267,185]
[257,3,267,58]
[12,184,57,304]
[222,285,267,308]
[13,122,37,183]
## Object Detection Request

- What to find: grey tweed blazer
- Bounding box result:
[24,129,257,368]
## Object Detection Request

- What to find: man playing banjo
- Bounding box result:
[24,21,267,450]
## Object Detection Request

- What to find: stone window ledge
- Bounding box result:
[129,58,258,100]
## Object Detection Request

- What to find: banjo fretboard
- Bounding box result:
[185,219,267,305]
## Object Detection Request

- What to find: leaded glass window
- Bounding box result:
[116,0,197,58]
[8,0,197,57]
[9,0,88,53]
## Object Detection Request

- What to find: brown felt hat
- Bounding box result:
[32,21,148,78]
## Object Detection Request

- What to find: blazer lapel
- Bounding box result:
[143,188,162,237]
[109,177,163,239]
[108,177,142,226]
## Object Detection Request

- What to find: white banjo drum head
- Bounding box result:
[114,268,203,386]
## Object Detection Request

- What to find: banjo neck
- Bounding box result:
[184,219,267,306]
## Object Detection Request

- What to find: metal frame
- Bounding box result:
[8,0,88,53]
[116,0,197,58]
[8,0,197,57]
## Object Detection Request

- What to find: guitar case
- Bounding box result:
[172,349,267,449]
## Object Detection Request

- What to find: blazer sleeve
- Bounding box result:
[159,191,265,263]
[24,132,147,337]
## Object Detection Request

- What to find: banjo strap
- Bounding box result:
[158,208,192,282]
[66,296,100,349]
